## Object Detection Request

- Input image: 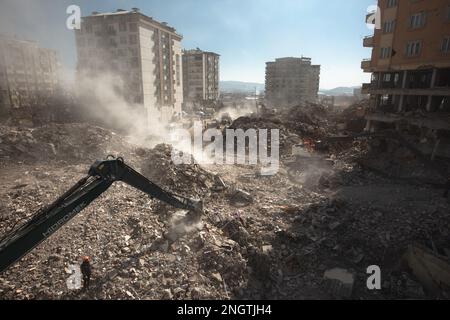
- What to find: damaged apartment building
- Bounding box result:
[265,57,320,108]
[362,0,450,157]
[182,48,220,108]
[0,34,60,124]
[75,8,183,126]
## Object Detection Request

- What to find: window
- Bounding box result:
[120,36,127,44]
[387,0,397,8]
[85,24,93,33]
[442,37,450,53]
[406,40,422,57]
[380,47,392,59]
[119,22,127,32]
[383,20,396,33]
[129,23,138,32]
[410,12,426,29]
[129,34,138,45]
[107,25,115,33]
[129,48,138,57]
[130,57,139,68]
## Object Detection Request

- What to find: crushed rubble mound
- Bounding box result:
[0,150,248,300]
[0,123,136,164]
[140,144,217,197]
[1,106,450,300]
[229,103,339,157]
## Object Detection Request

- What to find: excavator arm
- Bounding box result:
[0,157,202,273]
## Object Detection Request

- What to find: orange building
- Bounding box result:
[362,0,450,156]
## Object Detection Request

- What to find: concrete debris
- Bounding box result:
[229,189,253,207]
[323,268,355,299]
[402,245,450,296]
[0,99,449,300]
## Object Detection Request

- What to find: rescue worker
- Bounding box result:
[80,256,92,291]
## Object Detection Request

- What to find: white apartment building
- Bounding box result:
[265,57,320,108]
[75,8,183,125]
[182,48,220,103]
[0,34,60,116]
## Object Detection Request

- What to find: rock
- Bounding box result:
[190,287,202,300]
[328,222,341,231]
[262,245,273,254]
[211,272,223,283]
[150,237,169,253]
[323,268,355,299]
[162,289,173,300]
[166,254,177,263]
[229,189,254,207]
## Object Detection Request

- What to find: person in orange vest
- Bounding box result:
[80,256,92,291]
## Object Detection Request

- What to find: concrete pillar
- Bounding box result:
[426,96,433,112]
[398,95,404,113]
[377,72,382,88]
[430,68,437,88]
[431,139,441,161]
[365,120,374,132]
[401,70,408,89]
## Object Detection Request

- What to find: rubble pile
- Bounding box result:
[334,101,368,133]
[1,104,449,300]
[140,144,217,197]
[0,124,137,164]
[0,163,249,300]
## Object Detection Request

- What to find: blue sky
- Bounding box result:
[0,0,374,89]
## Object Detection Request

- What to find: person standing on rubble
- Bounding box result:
[80,256,92,291]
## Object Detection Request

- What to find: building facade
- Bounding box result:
[182,49,220,103]
[265,57,320,108]
[362,0,450,156]
[0,34,60,118]
[75,8,183,125]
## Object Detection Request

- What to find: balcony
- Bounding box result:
[361,59,373,72]
[361,83,373,94]
[363,35,374,47]
[366,10,377,25]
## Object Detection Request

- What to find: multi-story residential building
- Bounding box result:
[75,8,183,125]
[362,0,450,156]
[182,48,220,103]
[0,34,60,118]
[265,57,320,108]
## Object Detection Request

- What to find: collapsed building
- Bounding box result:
[265,57,320,108]
[0,34,61,125]
[75,8,184,125]
[362,0,450,158]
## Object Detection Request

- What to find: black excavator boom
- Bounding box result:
[0,157,202,273]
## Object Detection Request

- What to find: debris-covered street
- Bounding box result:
[1,105,449,300]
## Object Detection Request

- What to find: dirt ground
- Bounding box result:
[0,112,449,300]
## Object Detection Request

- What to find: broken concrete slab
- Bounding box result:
[323,268,355,299]
[402,245,450,295]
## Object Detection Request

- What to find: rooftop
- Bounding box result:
[82,8,181,38]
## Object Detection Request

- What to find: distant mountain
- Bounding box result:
[220,82,360,96]
[220,81,265,93]
[319,86,361,96]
